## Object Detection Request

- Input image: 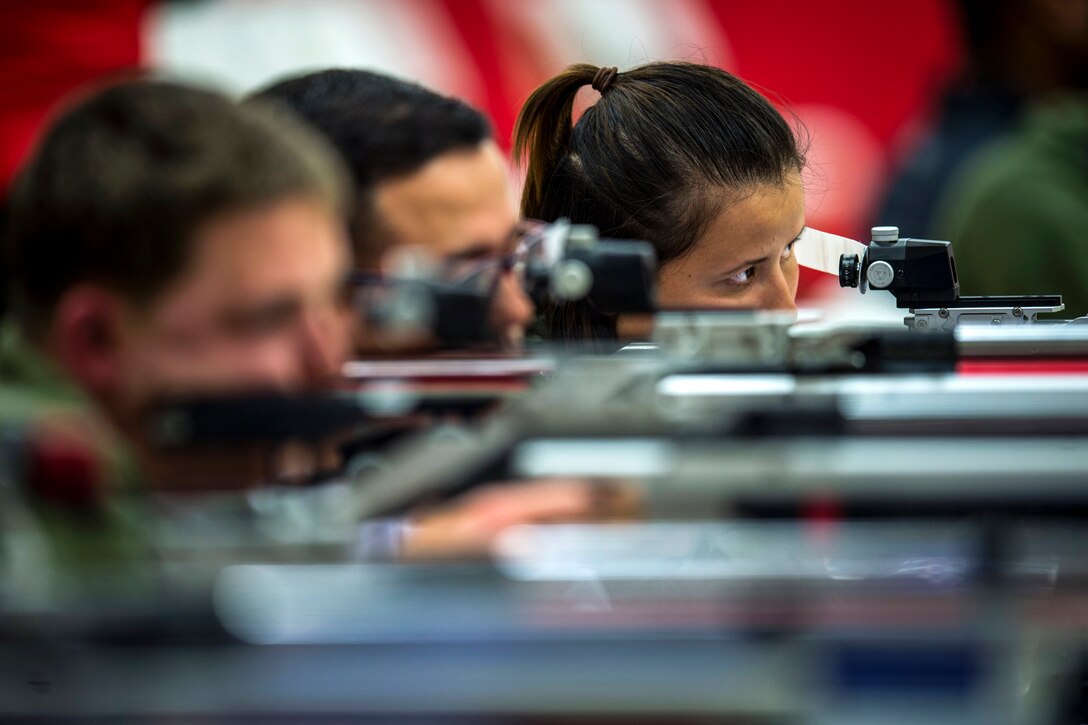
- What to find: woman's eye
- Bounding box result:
[781,241,796,260]
[728,266,755,285]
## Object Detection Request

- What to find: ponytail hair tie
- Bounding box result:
[591,66,619,94]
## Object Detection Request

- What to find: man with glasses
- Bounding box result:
[253,69,535,351]
[2,77,621,565]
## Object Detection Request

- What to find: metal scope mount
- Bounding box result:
[839,226,1063,331]
[523,222,657,314]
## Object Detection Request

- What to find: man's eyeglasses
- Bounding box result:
[436,219,566,295]
[351,219,567,297]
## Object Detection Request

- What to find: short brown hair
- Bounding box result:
[251,68,493,267]
[5,78,349,333]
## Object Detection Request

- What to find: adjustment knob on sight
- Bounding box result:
[839,253,861,288]
[871,226,900,244]
[552,259,593,300]
[866,260,895,289]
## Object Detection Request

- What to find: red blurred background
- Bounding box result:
[0,0,963,296]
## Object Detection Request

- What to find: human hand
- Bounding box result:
[400,478,639,561]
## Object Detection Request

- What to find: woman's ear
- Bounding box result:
[49,284,125,401]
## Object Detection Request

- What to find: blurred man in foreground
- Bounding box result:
[253,69,535,351]
[3,78,353,493]
[2,78,615,560]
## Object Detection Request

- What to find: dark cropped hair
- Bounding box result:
[6,78,348,336]
[513,61,805,342]
[252,69,494,265]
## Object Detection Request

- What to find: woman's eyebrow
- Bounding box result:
[718,223,807,278]
[720,254,769,277]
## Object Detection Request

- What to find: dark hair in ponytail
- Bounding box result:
[513,61,805,344]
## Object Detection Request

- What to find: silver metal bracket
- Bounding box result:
[906,304,1065,331]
